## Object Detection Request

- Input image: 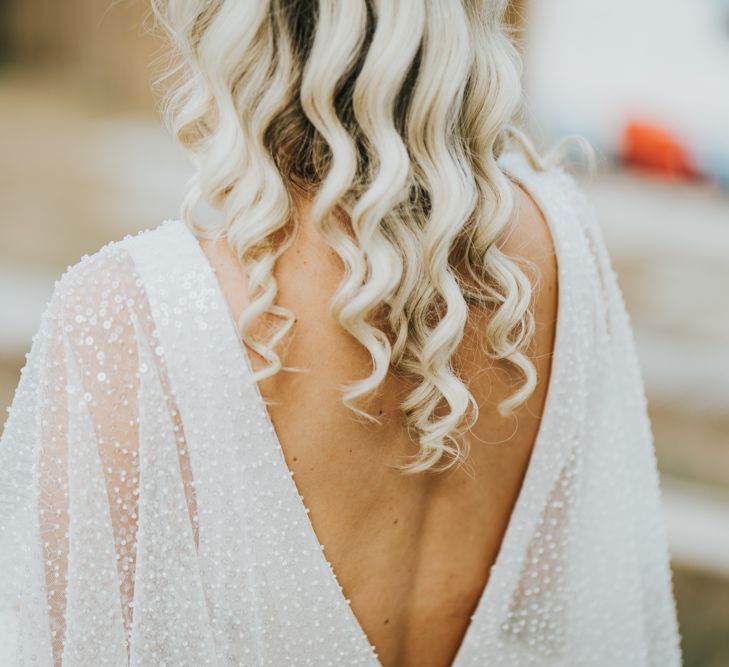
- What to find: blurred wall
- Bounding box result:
[2,0,528,115]
[3,0,160,113]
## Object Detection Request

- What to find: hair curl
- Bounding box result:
[149,0,586,474]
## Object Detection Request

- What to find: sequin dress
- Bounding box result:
[0,150,682,666]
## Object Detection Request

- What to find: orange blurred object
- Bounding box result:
[621,120,699,178]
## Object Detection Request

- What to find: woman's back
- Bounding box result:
[197,172,558,667]
[0,149,682,666]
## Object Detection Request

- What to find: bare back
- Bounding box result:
[198,177,558,667]
[2,155,679,666]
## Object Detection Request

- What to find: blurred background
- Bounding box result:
[0,1,727,664]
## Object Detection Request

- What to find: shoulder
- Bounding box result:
[41,220,191,361]
[500,171,560,392]
[497,147,607,294]
[49,220,187,313]
[497,148,600,243]
[496,157,560,334]
[500,172,558,284]
[497,147,587,197]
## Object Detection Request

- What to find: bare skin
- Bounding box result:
[197,177,558,667]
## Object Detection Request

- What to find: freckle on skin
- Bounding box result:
[393,518,398,525]
[384,618,389,624]
[293,456,297,462]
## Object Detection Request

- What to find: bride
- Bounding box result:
[0,1,681,665]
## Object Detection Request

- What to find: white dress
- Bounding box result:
[0,150,682,666]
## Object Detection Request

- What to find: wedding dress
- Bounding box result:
[0,149,682,666]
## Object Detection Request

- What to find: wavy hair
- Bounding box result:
[149,0,582,474]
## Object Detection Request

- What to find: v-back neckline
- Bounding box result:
[170,156,564,667]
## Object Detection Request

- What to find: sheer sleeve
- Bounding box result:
[0,244,199,666]
[490,155,682,665]
[572,181,683,662]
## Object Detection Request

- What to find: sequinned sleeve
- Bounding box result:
[0,244,199,666]
[572,180,683,663]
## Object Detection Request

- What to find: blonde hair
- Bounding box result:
[149,0,583,474]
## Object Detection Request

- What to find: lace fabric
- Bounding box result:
[0,150,682,666]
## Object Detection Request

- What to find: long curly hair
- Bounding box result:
[149,0,573,474]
